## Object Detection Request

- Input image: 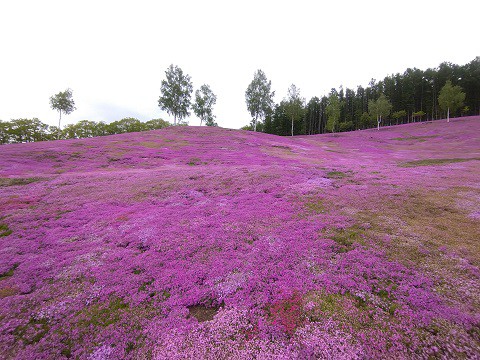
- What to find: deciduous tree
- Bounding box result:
[438,80,465,122]
[392,110,407,125]
[107,118,144,134]
[326,93,341,133]
[284,84,305,136]
[145,118,170,130]
[158,64,193,125]
[193,84,217,126]
[0,120,10,144]
[49,88,76,137]
[245,70,275,132]
[369,94,392,130]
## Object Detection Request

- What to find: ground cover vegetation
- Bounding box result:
[0,115,479,359]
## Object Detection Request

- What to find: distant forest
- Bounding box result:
[258,57,480,136]
[1,58,479,144]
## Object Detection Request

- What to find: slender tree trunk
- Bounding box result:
[254,116,257,132]
[377,115,380,130]
[58,110,62,139]
[447,107,450,122]
[291,116,294,136]
[174,115,177,126]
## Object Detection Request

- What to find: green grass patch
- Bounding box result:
[132,268,144,275]
[303,196,325,214]
[187,157,201,166]
[77,297,129,329]
[0,286,19,298]
[0,223,12,237]
[0,264,18,280]
[13,317,50,345]
[188,305,220,322]
[400,158,480,167]
[0,177,46,187]
[305,289,401,333]
[331,226,364,251]
[294,194,327,219]
[68,151,83,159]
[391,135,437,141]
[136,141,163,148]
[138,279,154,293]
[326,171,348,179]
[271,145,292,150]
[312,293,347,316]
[57,297,158,357]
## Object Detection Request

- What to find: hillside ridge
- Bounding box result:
[1,116,479,178]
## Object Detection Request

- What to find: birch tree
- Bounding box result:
[368,94,392,130]
[326,93,341,133]
[50,88,76,138]
[193,84,217,126]
[284,84,305,136]
[158,64,193,126]
[245,70,275,132]
[438,80,465,122]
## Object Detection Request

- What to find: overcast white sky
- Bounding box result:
[0,0,478,129]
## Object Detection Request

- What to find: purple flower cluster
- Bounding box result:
[1,116,479,359]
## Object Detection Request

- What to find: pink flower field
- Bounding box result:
[1,117,479,359]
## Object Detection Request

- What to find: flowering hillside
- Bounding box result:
[1,117,479,359]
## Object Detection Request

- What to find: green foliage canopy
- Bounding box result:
[0,117,171,144]
[392,110,407,124]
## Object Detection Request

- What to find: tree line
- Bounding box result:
[0,117,171,144]
[244,57,479,135]
[1,58,478,144]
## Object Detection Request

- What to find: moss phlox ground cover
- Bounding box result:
[1,117,479,359]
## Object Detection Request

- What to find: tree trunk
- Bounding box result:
[377,115,380,130]
[291,116,294,136]
[58,110,62,139]
[447,107,450,122]
[254,116,257,132]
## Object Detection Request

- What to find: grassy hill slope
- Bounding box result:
[1,116,479,359]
